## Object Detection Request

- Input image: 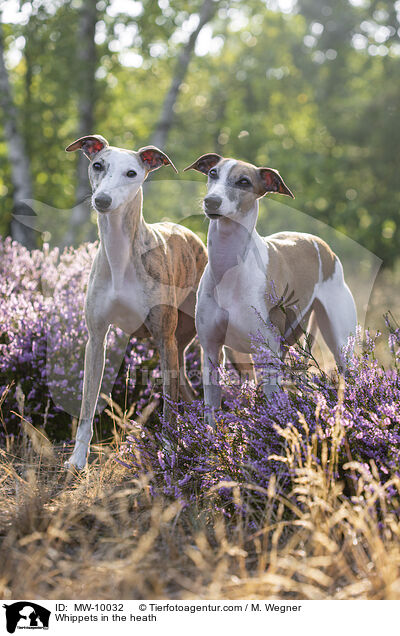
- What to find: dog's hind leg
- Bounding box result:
[314,267,357,369]
[175,294,199,402]
[305,309,319,353]
[224,347,256,383]
[176,316,198,402]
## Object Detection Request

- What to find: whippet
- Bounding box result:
[64,135,207,469]
[184,154,357,426]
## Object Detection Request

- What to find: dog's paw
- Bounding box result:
[205,423,216,440]
[204,411,217,433]
[64,457,87,472]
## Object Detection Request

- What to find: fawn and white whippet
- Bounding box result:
[64,135,207,469]
[184,154,357,426]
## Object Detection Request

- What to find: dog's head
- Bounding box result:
[66,135,177,213]
[184,154,294,221]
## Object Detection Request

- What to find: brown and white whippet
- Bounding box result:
[184,154,357,427]
[65,135,207,469]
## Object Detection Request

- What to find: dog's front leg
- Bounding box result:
[65,326,108,470]
[259,334,282,398]
[202,342,223,429]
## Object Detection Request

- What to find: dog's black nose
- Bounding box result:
[94,193,112,211]
[204,195,222,213]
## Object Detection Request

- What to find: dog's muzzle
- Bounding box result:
[204,195,222,218]
[94,193,112,212]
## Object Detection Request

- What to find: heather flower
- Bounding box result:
[120,324,400,510]
[0,236,163,440]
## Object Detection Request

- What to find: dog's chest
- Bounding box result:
[102,273,150,334]
[199,251,269,352]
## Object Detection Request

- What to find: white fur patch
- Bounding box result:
[205,159,236,216]
[91,149,146,212]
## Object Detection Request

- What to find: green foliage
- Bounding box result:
[0,0,399,264]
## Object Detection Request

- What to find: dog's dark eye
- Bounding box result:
[209,168,218,179]
[92,162,103,172]
[236,177,251,187]
[127,170,137,178]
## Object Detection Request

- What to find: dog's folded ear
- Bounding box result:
[183,153,222,175]
[138,146,178,173]
[258,168,294,199]
[65,135,109,159]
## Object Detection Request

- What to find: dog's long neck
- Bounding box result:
[207,202,261,284]
[97,187,148,289]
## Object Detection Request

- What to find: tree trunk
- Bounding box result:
[65,0,98,246]
[0,21,36,249]
[151,0,219,149]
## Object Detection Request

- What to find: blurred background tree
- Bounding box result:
[0,0,399,265]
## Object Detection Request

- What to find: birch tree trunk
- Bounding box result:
[65,0,98,246]
[0,21,36,249]
[151,0,219,149]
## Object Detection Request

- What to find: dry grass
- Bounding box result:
[1,408,400,601]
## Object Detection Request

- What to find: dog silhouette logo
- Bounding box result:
[3,602,50,633]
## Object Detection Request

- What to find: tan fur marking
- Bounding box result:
[264,232,320,338]
[225,160,293,199]
[228,161,259,183]
[141,223,207,290]
[227,163,262,210]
